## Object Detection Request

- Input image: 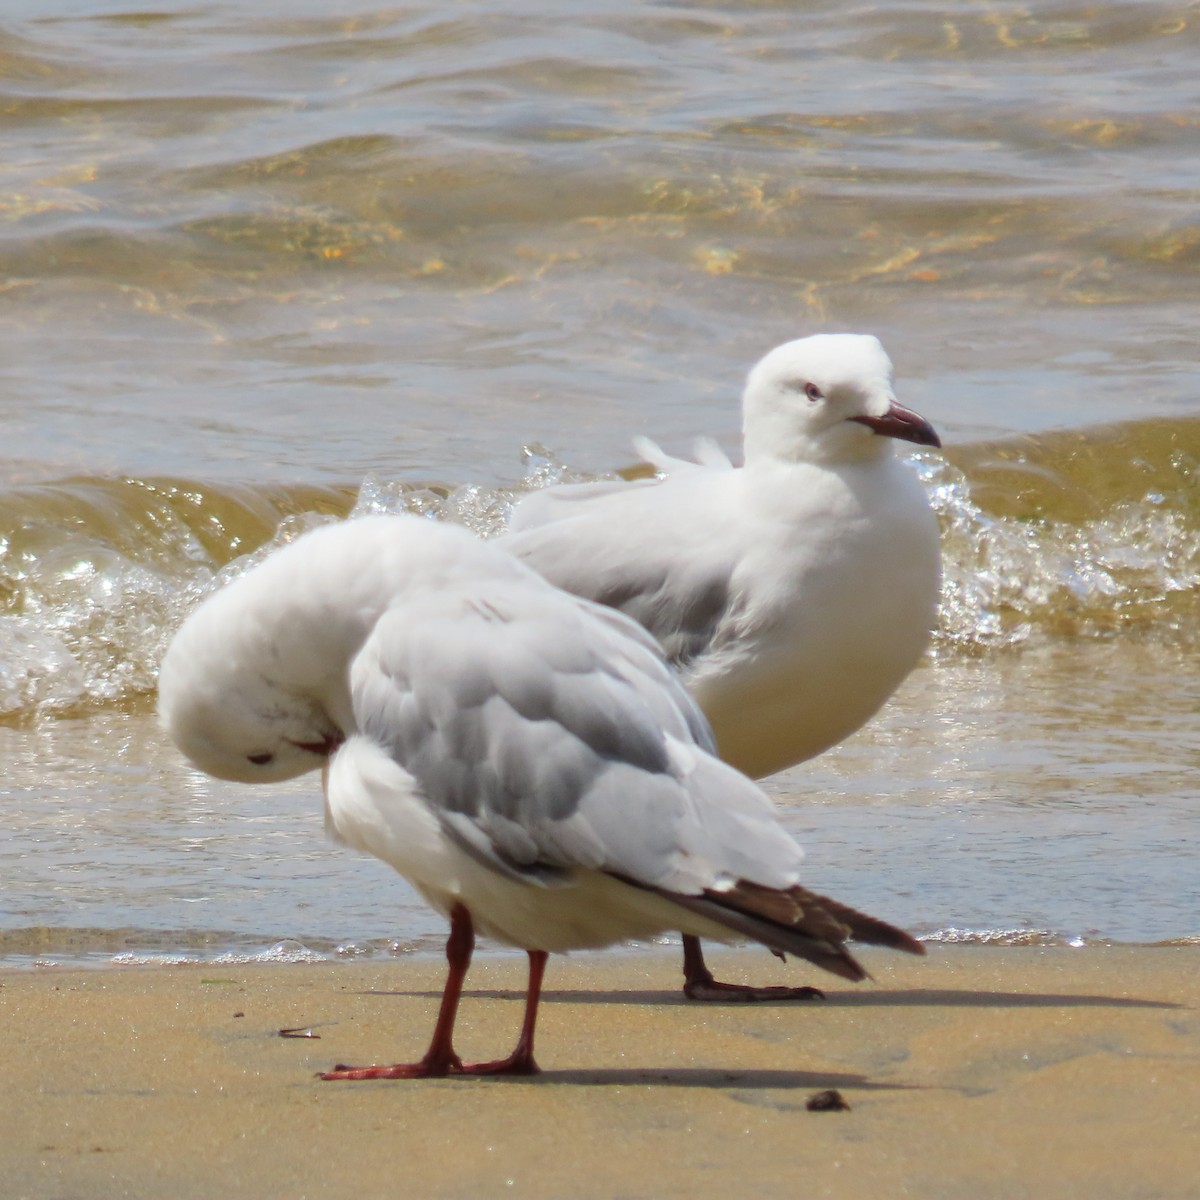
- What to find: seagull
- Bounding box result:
[158,515,923,1079]
[501,334,941,1001]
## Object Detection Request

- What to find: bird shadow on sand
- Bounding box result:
[480,1066,912,1091]
[310,1061,915,1092]
[357,986,1181,1012]
[817,988,1182,1011]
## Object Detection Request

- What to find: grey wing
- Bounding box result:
[347,579,802,895]
[500,493,735,671]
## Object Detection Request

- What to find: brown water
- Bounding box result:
[1,0,1197,964]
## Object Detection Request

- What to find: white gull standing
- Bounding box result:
[158,515,923,1079]
[502,334,942,1001]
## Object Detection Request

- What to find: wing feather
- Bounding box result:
[347,577,803,895]
[501,469,740,670]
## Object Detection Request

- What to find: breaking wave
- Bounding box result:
[2,419,1196,723]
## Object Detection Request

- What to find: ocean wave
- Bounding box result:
[1,423,1195,724]
[926,428,1200,646]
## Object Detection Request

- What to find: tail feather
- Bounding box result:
[809,890,926,957]
[616,874,923,985]
[664,888,869,982]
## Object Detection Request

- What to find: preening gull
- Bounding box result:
[158,515,922,1079]
[503,334,942,1001]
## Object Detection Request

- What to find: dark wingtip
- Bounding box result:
[614,874,921,984]
[810,890,926,957]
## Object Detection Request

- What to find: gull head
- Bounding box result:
[156,515,524,787]
[158,619,344,785]
[741,333,940,466]
[157,550,353,785]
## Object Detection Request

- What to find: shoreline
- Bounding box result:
[3,927,1197,974]
[3,944,1197,1199]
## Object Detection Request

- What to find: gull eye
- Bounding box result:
[804,382,823,402]
[246,752,275,766]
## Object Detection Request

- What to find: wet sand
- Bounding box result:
[3,945,1196,1200]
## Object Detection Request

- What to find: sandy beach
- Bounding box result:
[2,944,1196,1199]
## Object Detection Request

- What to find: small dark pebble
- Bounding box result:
[232,1011,245,1019]
[806,1089,851,1112]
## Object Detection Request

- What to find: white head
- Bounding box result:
[158,563,350,785]
[158,516,504,786]
[740,333,940,466]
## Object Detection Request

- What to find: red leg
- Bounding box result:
[681,934,825,1003]
[320,904,475,1080]
[459,949,546,1076]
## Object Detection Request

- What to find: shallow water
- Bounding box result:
[1,0,1197,964]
